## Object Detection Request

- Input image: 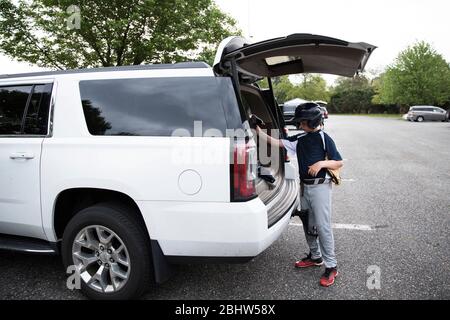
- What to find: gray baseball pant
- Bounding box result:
[300,182,337,268]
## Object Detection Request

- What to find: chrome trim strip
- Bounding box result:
[266,179,298,227]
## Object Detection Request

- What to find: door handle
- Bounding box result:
[10,152,35,160]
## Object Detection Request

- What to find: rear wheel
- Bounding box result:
[62,203,152,300]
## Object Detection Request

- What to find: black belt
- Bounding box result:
[301,178,331,185]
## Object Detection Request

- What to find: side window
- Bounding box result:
[23,84,52,135]
[0,84,52,136]
[79,77,229,137]
[0,85,33,135]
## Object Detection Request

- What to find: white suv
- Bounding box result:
[0,34,375,299]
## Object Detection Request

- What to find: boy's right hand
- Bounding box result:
[249,114,265,127]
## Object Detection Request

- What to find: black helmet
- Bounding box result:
[293,102,323,129]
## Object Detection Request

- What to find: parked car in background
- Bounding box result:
[407,106,448,122]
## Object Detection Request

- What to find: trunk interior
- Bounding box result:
[239,84,286,204]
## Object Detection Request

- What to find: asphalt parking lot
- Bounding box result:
[0,115,449,300]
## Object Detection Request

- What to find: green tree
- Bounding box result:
[329,75,374,113]
[0,0,239,69]
[256,76,294,103]
[378,41,450,106]
[273,76,295,103]
[294,74,330,102]
[371,73,384,105]
[258,74,330,104]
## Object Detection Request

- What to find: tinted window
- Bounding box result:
[80,77,231,136]
[0,86,33,135]
[23,84,52,135]
[0,84,52,136]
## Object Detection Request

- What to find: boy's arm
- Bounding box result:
[308,160,343,177]
[255,126,284,148]
[308,133,343,177]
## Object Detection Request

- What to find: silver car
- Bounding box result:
[407,106,449,122]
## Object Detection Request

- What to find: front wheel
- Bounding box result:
[416,116,424,122]
[62,203,153,300]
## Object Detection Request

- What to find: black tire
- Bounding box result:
[416,116,424,122]
[62,202,153,300]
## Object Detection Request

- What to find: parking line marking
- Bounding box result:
[289,222,374,231]
[332,223,374,231]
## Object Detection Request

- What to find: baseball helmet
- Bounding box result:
[293,102,323,129]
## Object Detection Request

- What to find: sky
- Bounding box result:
[0,0,449,85]
[215,0,450,84]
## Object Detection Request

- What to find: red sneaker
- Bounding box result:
[295,253,323,268]
[320,267,339,287]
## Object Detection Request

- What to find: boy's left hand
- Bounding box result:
[308,161,324,177]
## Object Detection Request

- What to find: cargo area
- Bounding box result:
[239,84,288,206]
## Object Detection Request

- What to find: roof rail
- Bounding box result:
[0,62,210,80]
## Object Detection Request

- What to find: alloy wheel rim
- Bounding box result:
[72,225,131,293]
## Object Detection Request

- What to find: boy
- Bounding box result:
[255,102,343,287]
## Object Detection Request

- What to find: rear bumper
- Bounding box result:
[136,193,297,258]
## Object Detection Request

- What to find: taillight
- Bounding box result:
[232,140,257,201]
